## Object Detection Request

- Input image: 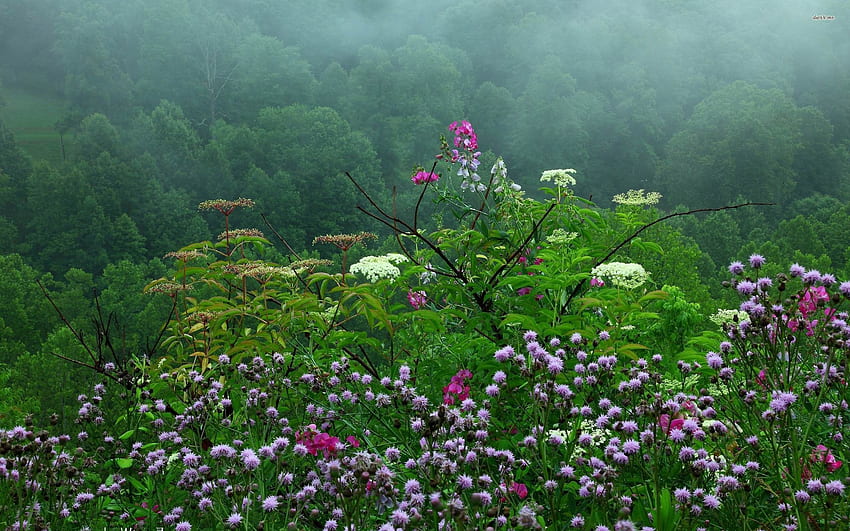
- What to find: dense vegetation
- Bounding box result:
[0,1,849,528]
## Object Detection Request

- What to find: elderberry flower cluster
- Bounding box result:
[590,262,650,289]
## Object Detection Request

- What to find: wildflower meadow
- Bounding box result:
[2,122,848,531]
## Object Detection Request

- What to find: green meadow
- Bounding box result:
[0,85,67,166]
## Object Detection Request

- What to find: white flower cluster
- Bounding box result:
[540,168,577,188]
[709,309,750,327]
[546,228,578,245]
[350,255,402,283]
[590,262,649,289]
[384,253,409,265]
[612,189,662,206]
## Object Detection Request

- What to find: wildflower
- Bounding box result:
[548,228,579,245]
[540,168,578,187]
[612,189,662,206]
[176,523,191,531]
[590,277,605,287]
[313,232,377,251]
[411,169,440,185]
[241,449,260,470]
[591,262,649,289]
[198,198,255,215]
[350,255,402,282]
[443,369,473,405]
[748,254,766,268]
[824,480,845,496]
[261,496,279,512]
[509,482,529,499]
[789,263,806,277]
[407,290,427,310]
[225,512,243,528]
[811,445,842,473]
[709,309,750,327]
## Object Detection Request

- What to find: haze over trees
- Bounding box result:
[0,0,848,422]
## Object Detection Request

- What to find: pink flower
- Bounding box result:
[411,170,440,185]
[295,426,340,457]
[346,436,361,448]
[812,445,842,473]
[407,290,427,310]
[443,370,473,405]
[590,277,605,287]
[799,286,829,318]
[659,414,685,435]
[508,482,529,499]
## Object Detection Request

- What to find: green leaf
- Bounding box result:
[115,458,134,469]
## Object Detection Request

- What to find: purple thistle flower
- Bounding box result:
[226,513,243,528]
[262,496,279,512]
[706,352,723,369]
[457,475,473,489]
[728,261,745,275]
[494,346,514,361]
[807,479,823,493]
[790,263,806,277]
[825,480,845,496]
[241,449,260,470]
[795,490,811,503]
[736,281,756,295]
[802,269,822,284]
[210,444,236,459]
[176,523,191,531]
[748,254,765,268]
[702,494,721,509]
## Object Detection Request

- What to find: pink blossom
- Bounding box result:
[508,482,529,499]
[411,170,440,185]
[295,426,340,457]
[407,290,428,310]
[813,445,842,473]
[443,369,473,405]
[590,277,605,287]
[659,414,685,435]
[346,436,361,448]
[799,286,829,318]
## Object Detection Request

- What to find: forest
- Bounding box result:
[1,0,849,529]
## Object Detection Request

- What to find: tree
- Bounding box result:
[0,254,55,363]
[24,162,111,274]
[53,2,136,115]
[230,33,317,121]
[656,82,804,210]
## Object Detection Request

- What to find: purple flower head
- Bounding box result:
[803,269,822,285]
[736,281,756,295]
[790,263,806,277]
[226,513,243,528]
[824,480,845,496]
[728,261,745,275]
[748,254,765,268]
